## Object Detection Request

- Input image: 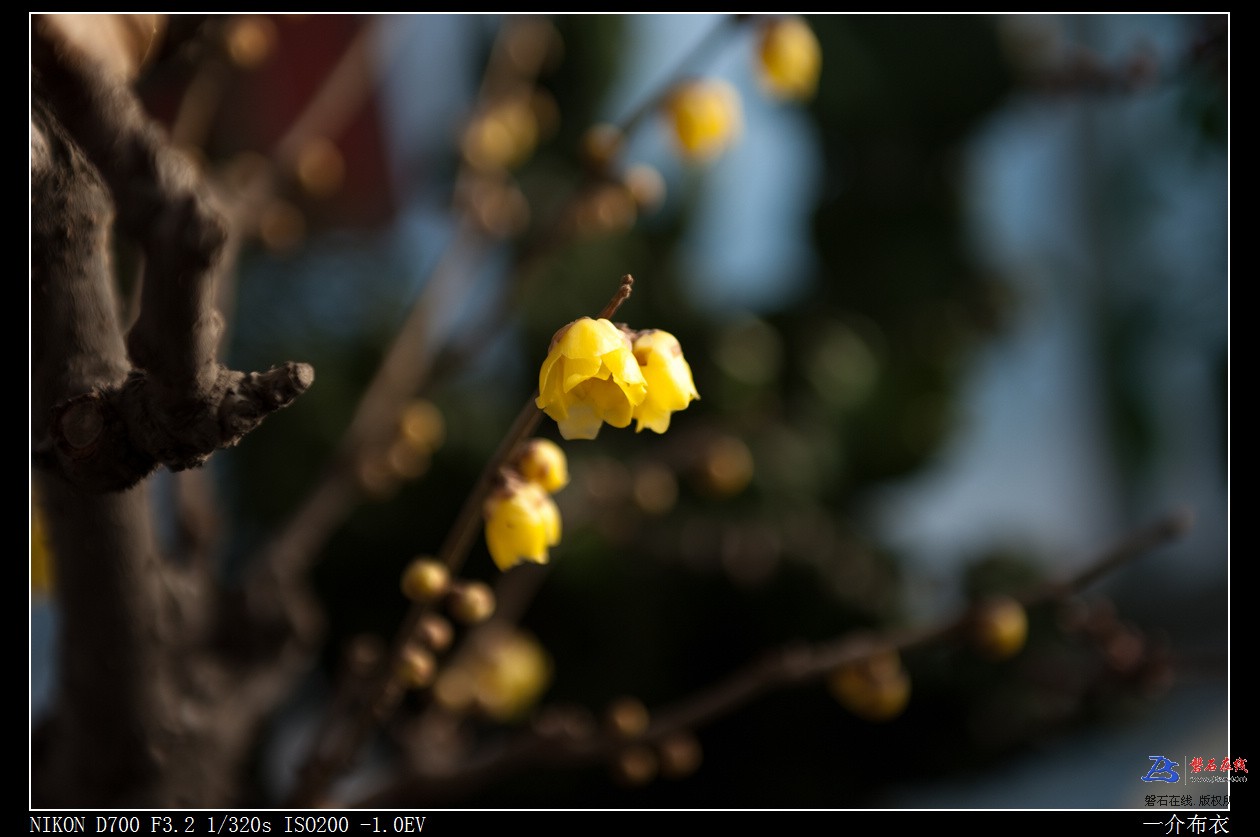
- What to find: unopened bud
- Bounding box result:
[397,646,437,689]
[401,558,450,603]
[416,614,454,652]
[448,581,496,625]
[658,731,702,779]
[606,696,650,740]
[613,745,658,787]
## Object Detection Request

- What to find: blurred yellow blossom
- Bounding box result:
[664,79,742,162]
[972,595,1029,660]
[484,480,561,572]
[436,628,552,720]
[631,330,700,434]
[536,317,647,440]
[461,96,539,171]
[757,16,821,100]
[473,629,552,721]
[828,649,911,722]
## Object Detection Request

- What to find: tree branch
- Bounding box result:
[31,18,312,493]
[356,507,1193,805]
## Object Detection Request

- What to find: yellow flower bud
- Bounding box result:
[658,732,703,779]
[461,96,540,171]
[664,79,742,162]
[513,438,570,494]
[972,595,1028,661]
[536,317,648,440]
[397,646,437,689]
[605,696,650,740]
[400,557,450,603]
[757,16,822,101]
[483,480,562,572]
[613,745,658,787]
[448,580,497,624]
[828,650,911,722]
[631,330,699,434]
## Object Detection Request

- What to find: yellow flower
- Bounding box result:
[536,317,648,440]
[664,79,742,162]
[484,480,561,572]
[631,330,700,434]
[757,17,822,101]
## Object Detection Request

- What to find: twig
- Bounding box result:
[355,507,1193,805]
[288,275,637,806]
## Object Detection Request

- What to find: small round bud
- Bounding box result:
[606,696,650,740]
[513,438,570,494]
[355,455,398,499]
[756,16,822,101]
[613,745,658,787]
[699,435,754,498]
[662,78,742,162]
[398,400,446,452]
[416,614,454,653]
[462,97,539,171]
[828,650,911,722]
[397,646,437,689]
[448,581,496,625]
[224,15,276,69]
[624,164,666,212]
[581,123,624,171]
[257,200,306,253]
[294,137,345,198]
[658,732,702,779]
[972,595,1029,661]
[386,438,430,479]
[400,558,450,603]
[433,668,476,712]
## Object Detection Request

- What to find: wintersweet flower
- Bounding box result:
[536,317,648,440]
[631,330,700,434]
[483,480,561,572]
[757,17,822,101]
[664,79,742,162]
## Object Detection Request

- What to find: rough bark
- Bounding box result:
[30,18,319,805]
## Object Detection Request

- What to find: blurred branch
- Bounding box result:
[357,507,1192,805]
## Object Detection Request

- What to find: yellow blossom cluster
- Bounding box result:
[535,317,699,441]
[483,439,568,572]
[658,17,821,163]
